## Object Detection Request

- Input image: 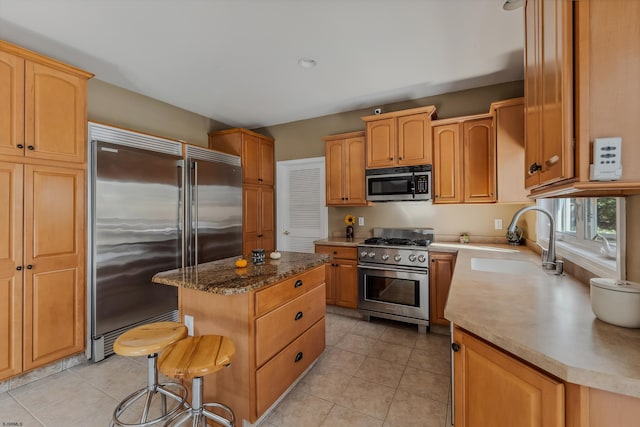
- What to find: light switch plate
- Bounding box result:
[590,137,622,181]
[358,217,365,226]
[184,315,194,336]
[494,219,503,230]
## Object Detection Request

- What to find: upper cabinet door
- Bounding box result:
[25,62,87,163]
[325,139,346,205]
[463,118,496,203]
[366,118,396,168]
[397,112,432,166]
[242,134,261,184]
[344,136,366,205]
[0,51,25,158]
[524,0,573,189]
[259,138,274,186]
[433,124,463,204]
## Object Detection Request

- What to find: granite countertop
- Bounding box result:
[313,237,364,247]
[152,251,329,296]
[444,243,640,398]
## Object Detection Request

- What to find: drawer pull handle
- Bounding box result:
[294,311,304,321]
[294,352,303,363]
[294,280,303,288]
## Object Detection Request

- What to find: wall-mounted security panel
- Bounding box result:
[590,137,622,181]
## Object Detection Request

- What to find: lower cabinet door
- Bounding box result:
[453,327,564,427]
[256,318,325,416]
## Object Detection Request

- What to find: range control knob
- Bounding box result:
[418,255,426,263]
[394,254,402,262]
[360,251,368,258]
[368,252,376,258]
[381,254,389,261]
[408,254,417,262]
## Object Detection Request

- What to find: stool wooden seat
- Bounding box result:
[114,321,188,356]
[159,335,236,427]
[110,321,188,427]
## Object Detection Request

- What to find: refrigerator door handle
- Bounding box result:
[193,160,199,266]
[178,161,185,269]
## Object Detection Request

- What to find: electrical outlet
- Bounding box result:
[494,219,503,230]
[358,217,365,226]
[184,315,194,336]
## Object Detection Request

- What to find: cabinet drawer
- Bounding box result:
[256,284,325,367]
[315,245,357,260]
[256,318,325,416]
[255,265,324,316]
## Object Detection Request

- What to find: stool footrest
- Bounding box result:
[111,381,188,427]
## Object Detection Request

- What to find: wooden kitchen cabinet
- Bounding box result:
[209,128,274,186]
[362,106,436,169]
[315,245,358,308]
[0,41,92,164]
[209,128,275,253]
[524,0,640,197]
[453,327,564,427]
[0,40,90,382]
[243,184,274,252]
[428,252,456,326]
[432,116,495,204]
[0,162,86,379]
[323,131,366,206]
[524,0,573,190]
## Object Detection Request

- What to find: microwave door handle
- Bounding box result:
[410,173,416,199]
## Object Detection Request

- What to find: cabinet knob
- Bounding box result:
[294,352,304,363]
[16,266,22,271]
[333,251,337,254]
[528,162,542,175]
[258,178,263,182]
[389,157,394,160]
[294,279,303,288]
[546,155,560,166]
[17,144,24,149]
[26,264,33,269]
[257,234,263,238]
[27,145,35,150]
[451,342,460,352]
[294,311,304,321]
[398,156,403,160]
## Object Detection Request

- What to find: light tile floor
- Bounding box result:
[0,312,452,427]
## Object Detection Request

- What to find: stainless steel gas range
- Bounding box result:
[357,228,434,333]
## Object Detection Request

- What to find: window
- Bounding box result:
[539,197,625,279]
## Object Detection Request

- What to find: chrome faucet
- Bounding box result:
[507,206,563,274]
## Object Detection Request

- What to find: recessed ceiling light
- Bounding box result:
[501,0,523,11]
[298,58,317,69]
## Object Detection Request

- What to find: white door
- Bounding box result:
[276,157,327,252]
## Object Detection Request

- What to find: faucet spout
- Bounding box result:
[508,206,560,272]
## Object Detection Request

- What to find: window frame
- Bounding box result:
[537,197,625,280]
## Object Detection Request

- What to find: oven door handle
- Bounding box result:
[358,264,428,274]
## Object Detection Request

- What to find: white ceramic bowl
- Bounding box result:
[590,278,640,328]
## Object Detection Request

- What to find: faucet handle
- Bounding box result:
[541,248,548,262]
[555,260,564,275]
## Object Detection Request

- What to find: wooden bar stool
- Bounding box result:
[158,335,236,427]
[111,321,189,427]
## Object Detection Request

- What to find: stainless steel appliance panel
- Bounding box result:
[93,141,182,336]
[188,159,242,265]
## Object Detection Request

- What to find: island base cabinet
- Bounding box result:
[256,318,325,415]
[453,327,564,427]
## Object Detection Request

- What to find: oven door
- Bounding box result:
[358,264,429,321]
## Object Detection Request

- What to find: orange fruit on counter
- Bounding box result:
[235,258,247,268]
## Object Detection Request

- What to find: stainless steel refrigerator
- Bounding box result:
[88,123,242,361]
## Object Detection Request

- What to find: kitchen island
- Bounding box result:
[152,251,329,425]
[443,243,640,426]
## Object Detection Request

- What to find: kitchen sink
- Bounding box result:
[470,257,540,275]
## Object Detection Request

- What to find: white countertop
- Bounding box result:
[444,244,640,398]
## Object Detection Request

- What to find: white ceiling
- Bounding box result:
[0,0,524,128]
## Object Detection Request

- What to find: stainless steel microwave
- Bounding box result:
[365,165,432,202]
